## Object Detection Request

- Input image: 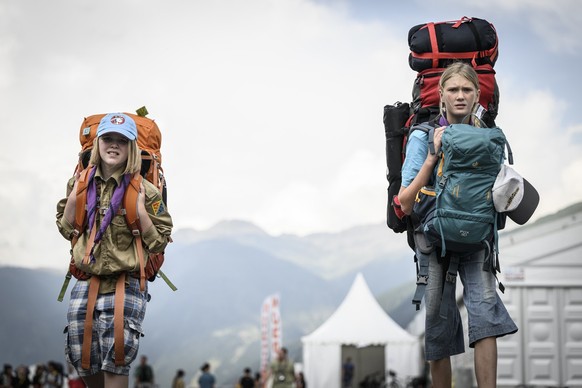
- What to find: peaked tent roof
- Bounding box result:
[302,272,417,347]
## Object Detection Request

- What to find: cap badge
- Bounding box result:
[110,115,126,125]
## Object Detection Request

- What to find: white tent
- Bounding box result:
[302,273,422,388]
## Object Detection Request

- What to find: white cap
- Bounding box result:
[493,164,524,212]
[492,164,539,225]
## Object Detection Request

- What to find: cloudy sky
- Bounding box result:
[1,0,581,269]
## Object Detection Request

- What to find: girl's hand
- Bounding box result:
[137,182,154,233]
[138,182,146,209]
[63,176,80,225]
[427,126,446,162]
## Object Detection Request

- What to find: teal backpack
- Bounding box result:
[422,121,512,255]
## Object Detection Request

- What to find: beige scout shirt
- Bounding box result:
[270,359,295,388]
[56,167,173,293]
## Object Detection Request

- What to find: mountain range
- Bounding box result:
[0,220,418,387]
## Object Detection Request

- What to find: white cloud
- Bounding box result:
[254,149,386,235]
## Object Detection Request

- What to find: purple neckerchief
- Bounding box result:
[86,167,131,263]
[439,115,476,126]
[85,166,99,234]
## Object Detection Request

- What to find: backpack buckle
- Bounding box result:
[416,275,428,285]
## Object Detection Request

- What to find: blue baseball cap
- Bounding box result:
[97,113,137,140]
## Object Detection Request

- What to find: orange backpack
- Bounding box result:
[58,107,175,301]
[76,106,166,201]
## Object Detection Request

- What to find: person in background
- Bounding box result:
[45,362,63,388]
[171,369,185,388]
[239,368,254,388]
[134,356,155,388]
[341,357,354,388]
[295,372,306,388]
[254,372,262,388]
[266,348,295,388]
[32,364,46,388]
[198,363,215,388]
[67,363,86,388]
[14,365,31,388]
[0,364,15,388]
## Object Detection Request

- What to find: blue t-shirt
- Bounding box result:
[401,116,449,188]
[401,129,429,188]
[198,372,215,388]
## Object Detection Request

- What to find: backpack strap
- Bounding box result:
[439,254,460,319]
[80,273,127,369]
[81,275,100,369]
[410,122,435,136]
[73,167,93,242]
[82,218,98,265]
[124,173,146,292]
[411,226,435,310]
[57,272,72,302]
[412,251,429,311]
[412,120,439,146]
[140,152,163,193]
[427,127,437,156]
[124,173,176,292]
[486,222,506,294]
[57,167,93,302]
[113,273,126,366]
[504,137,514,165]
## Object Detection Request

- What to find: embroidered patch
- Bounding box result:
[110,115,126,125]
[151,200,165,215]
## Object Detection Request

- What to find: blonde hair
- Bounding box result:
[89,137,142,174]
[439,62,481,119]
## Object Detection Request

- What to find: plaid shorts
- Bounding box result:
[65,276,148,376]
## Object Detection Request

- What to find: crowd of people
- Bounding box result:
[0,361,84,388]
[1,353,307,388]
[130,354,301,388]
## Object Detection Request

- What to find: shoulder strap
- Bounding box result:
[411,121,439,155]
[123,172,143,233]
[58,167,92,303]
[73,167,93,239]
[410,121,436,135]
[124,172,146,291]
[504,134,514,165]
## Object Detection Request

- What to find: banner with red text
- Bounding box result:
[260,294,282,374]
